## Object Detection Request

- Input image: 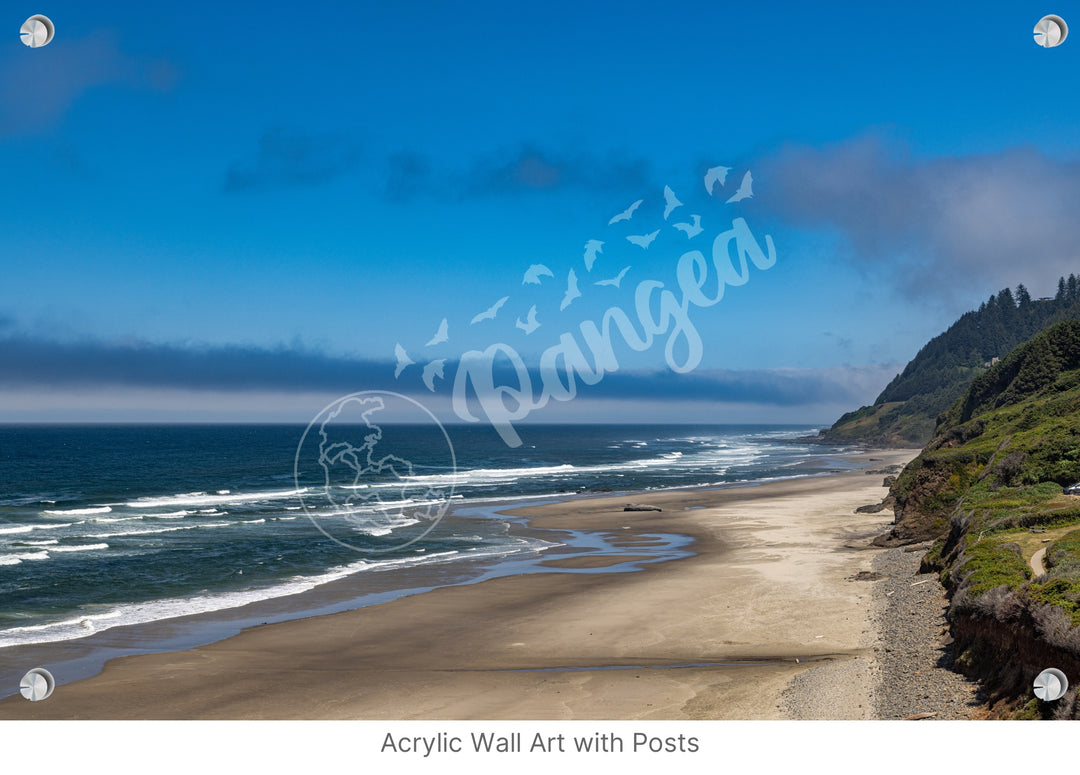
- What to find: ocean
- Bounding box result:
[0,423,852,695]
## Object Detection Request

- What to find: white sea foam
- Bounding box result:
[344,448,762,492]
[0,610,123,635]
[125,488,306,509]
[87,522,231,539]
[0,541,532,648]
[357,526,392,536]
[0,551,49,564]
[49,543,109,553]
[350,516,421,536]
[0,521,75,536]
[42,506,112,516]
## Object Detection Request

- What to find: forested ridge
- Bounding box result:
[821,275,1080,446]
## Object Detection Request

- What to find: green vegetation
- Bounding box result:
[820,277,1080,447]
[947,538,1031,599]
[1028,530,1080,626]
[889,321,1080,657]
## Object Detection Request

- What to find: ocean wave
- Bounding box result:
[49,543,109,553]
[42,506,112,516]
[0,542,531,648]
[348,516,421,536]
[0,610,123,634]
[0,522,75,535]
[124,488,307,509]
[0,551,49,565]
[350,448,762,490]
[86,522,231,539]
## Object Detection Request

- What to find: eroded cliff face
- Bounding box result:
[950,608,1080,718]
[872,456,966,547]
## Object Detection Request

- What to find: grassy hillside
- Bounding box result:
[819,278,1080,447]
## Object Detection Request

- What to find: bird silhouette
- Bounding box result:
[704,165,731,195]
[583,240,604,271]
[673,214,703,238]
[394,343,414,379]
[663,186,683,220]
[516,305,540,334]
[595,266,630,288]
[626,230,659,249]
[421,359,446,392]
[470,296,509,324]
[425,318,449,346]
[608,199,643,225]
[561,268,581,311]
[725,171,753,203]
[522,264,555,285]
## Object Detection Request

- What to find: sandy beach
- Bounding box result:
[0,449,919,720]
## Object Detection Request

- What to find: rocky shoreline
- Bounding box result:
[870,543,986,719]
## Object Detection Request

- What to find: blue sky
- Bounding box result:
[1,1,1078,430]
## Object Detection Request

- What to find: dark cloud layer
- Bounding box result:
[227,134,652,199]
[0,334,879,408]
[0,336,399,392]
[383,143,653,202]
[758,134,1080,298]
[224,127,364,192]
[458,145,652,198]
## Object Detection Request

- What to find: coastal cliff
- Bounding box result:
[870,320,1080,717]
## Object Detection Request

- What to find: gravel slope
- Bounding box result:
[870,543,985,720]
